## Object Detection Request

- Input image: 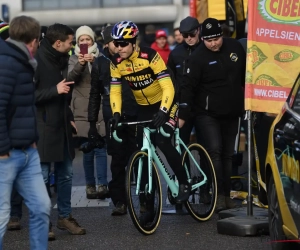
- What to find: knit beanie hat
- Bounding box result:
[102,25,114,44]
[75,25,95,44]
[201,18,223,39]
[0,21,9,40]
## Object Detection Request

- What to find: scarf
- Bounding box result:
[6,38,38,71]
[38,37,70,70]
[74,43,100,57]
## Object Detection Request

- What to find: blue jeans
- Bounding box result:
[41,145,73,218]
[82,143,107,186]
[0,147,50,250]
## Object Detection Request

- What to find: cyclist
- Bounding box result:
[109,20,190,204]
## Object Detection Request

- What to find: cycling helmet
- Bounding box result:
[111,21,139,40]
[0,21,9,40]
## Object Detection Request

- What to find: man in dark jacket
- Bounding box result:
[0,16,51,250]
[88,25,138,215]
[35,23,85,239]
[0,19,24,232]
[167,16,201,145]
[179,18,246,212]
[139,24,156,48]
[6,24,51,232]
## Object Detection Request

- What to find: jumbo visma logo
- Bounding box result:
[258,0,300,25]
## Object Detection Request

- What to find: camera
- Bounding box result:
[79,135,106,154]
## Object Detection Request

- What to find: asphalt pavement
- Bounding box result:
[3,150,272,250]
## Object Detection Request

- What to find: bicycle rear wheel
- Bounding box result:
[182,143,217,221]
[126,151,162,235]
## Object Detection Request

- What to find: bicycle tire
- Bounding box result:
[181,143,217,222]
[126,151,162,235]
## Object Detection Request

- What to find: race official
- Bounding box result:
[179,18,246,212]
[167,16,201,145]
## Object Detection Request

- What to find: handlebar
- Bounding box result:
[110,120,171,143]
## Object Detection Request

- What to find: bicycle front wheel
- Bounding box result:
[126,151,162,235]
[182,143,217,222]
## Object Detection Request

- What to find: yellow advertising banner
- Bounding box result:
[245,0,300,113]
[208,0,226,20]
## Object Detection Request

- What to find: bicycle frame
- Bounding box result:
[173,128,208,190]
[113,123,208,198]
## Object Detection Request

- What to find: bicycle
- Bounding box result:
[112,120,217,235]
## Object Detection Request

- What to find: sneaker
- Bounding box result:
[7,217,21,231]
[48,222,56,241]
[57,215,86,235]
[97,185,109,200]
[215,194,226,213]
[176,183,191,204]
[86,185,97,199]
[111,202,127,216]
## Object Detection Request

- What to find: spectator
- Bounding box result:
[94,27,104,51]
[88,25,138,215]
[179,18,246,213]
[167,34,176,50]
[0,15,51,250]
[35,23,86,240]
[174,27,184,45]
[68,25,108,200]
[151,30,171,64]
[0,20,23,232]
[6,24,52,232]
[167,16,201,145]
[139,24,156,47]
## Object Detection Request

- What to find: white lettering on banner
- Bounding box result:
[256,28,300,41]
[254,88,289,99]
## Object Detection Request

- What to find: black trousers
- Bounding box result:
[195,114,239,196]
[104,109,138,206]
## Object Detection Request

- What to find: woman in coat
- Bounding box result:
[68,25,108,199]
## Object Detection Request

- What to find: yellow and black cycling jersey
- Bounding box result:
[110,46,175,115]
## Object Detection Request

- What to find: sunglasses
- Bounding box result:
[182,30,198,38]
[113,41,130,48]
